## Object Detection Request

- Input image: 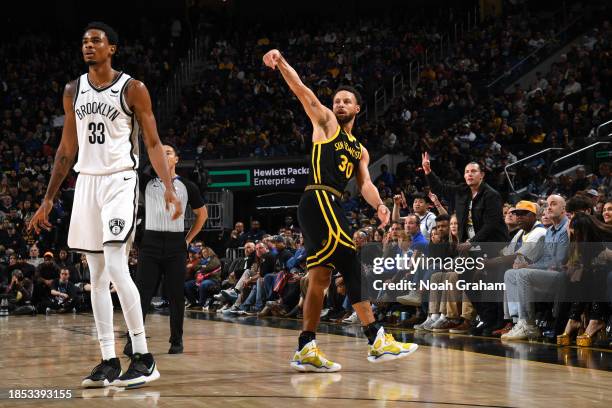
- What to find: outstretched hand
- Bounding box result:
[263,49,282,70]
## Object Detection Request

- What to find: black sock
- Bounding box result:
[298,331,316,349]
[363,322,381,345]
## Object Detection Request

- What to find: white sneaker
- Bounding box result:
[396,291,422,306]
[501,321,540,340]
[216,305,229,314]
[201,306,209,312]
[430,316,451,332]
[367,327,419,363]
[413,316,435,331]
[342,312,360,324]
[422,315,441,332]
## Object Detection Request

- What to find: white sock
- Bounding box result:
[431,314,440,321]
[87,253,116,360]
[99,336,116,361]
[104,244,148,354]
[130,329,148,355]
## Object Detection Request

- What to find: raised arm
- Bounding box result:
[422,152,462,200]
[29,81,79,233]
[356,147,390,227]
[263,49,336,141]
[126,80,182,220]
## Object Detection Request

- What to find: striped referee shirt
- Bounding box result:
[141,174,205,232]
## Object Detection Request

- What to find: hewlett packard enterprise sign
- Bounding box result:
[207,160,310,190]
[253,166,309,187]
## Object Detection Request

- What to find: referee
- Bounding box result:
[125,143,207,355]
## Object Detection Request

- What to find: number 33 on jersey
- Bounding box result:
[72,72,139,175]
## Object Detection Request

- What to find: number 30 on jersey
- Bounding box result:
[338,154,354,178]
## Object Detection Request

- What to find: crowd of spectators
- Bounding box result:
[165,12,452,160]
[2,4,612,356]
[164,3,592,165]
[170,153,612,349]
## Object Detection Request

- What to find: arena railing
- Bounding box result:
[225,247,245,260]
[504,148,565,192]
[548,141,612,179]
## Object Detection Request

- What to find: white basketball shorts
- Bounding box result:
[68,169,138,253]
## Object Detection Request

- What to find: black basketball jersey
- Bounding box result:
[308,126,363,193]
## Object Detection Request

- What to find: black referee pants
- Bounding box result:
[136,230,187,344]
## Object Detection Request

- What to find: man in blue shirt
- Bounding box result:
[405,214,428,255]
[502,194,569,340]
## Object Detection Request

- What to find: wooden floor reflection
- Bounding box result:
[0,312,611,408]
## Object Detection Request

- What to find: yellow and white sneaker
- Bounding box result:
[290,340,342,372]
[367,327,419,363]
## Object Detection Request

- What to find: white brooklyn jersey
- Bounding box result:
[72,72,139,175]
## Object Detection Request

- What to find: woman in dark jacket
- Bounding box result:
[557,213,612,347]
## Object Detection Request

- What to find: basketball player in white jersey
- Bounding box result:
[28,22,182,388]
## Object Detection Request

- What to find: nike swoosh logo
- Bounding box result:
[124,177,133,181]
[80,89,90,94]
[111,89,119,93]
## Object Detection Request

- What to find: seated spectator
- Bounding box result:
[26,245,44,268]
[4,269,34,315]
[557,213,612,346]
[504,205,521,240]
[44,268,79,314]
[502,195,569,340]
[413,214,474,333]
[225,222,246,248]
[32,251,61,312]
[603,200,612,225]
[1,224,27,257]
[492,201,547,336]
[566,194,594,219]
[56,248,78,283]
[74,254,92,311]
[243,220,266,243]
[374,164,396,189]
[184,247,222,310]
[222,242,275,314]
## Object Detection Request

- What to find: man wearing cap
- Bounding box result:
[502,195,569,340]
[503,202,547,261]
[480,201,547,337]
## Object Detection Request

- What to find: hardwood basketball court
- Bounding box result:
[1,312,611,407]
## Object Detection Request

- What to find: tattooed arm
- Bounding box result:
[28,81,79,233]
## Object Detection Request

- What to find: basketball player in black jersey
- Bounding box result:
[264,49,418,372]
